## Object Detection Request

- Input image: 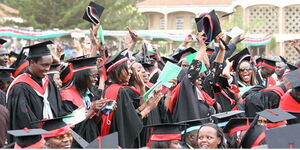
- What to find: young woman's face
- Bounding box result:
[119,63,132,84]
[131,63,149,83]
[169,140,182,149]
[238,61,253,83]
[198,126,221,149]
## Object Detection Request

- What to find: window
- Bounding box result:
[160,17,165,30]
[176,17,184,30]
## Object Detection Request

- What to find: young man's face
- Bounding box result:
[30,55,53,79]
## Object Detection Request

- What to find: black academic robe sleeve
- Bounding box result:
[110,87,143,148]
[245,91,281,117]
[0,90,6,106]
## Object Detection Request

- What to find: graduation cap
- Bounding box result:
[68,56,98,72]
[70,129,89,148]
[228,48,251,71]
[161,56,178,64]
[255,57,263,67]
[211,110,245,124]
[0,66,15,81]
[172,47,197,62]
[24,41,53,59]
[240,125,267,148]
[8,128,49,149]
[284,68,300,89]
[140,61,154,71]
[60,63,73,85]
[221,12,234,18]
[9,51,19,61]
[261,58,276,70]
[0,39,7,46]
[31,116,72,139]
[83,1,105,25]
[279,56,287,64]
[266,123,300,148]
[206,47,215,54]
[223,117,253,137]
[85,132,119,148]
[287,63,298,71]
[256,108,296,123]
[145,123,186,142]
[195,10,221,44]
[104,50,128,73]
[9,48,29,78]
[195,10,229,50]
[177,118,211,133]
[47,64,60,75]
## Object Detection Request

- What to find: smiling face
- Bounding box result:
[198,126,221,149]
[238,61,253,84]
[29,55,53,79]
[45,132,73,149]
[131,62,149,83]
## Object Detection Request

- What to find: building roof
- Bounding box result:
[0,3,19,17]
[137,0,233,6]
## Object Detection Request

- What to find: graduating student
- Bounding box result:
[255,58,276,87]
[60,57,110,147]
[146,123,184,149]
[279,68,300,124]
[0,66,15,106]
[38,117,73,149]
[101,50,162,148]
[6,41,67,143]
[227,48,258,87]
[0,39,9,67]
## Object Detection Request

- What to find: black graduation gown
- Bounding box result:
[107,87,143,148]
[0,90,6,106]
[171,60,214,122]
[60,86,99,148]
[214,87,236,112]
[244,85,285,117]
[6,72,67,143]
[279,90,300,124]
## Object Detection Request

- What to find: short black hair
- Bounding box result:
[27,56,42,63]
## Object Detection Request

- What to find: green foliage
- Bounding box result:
[0,0,147,30]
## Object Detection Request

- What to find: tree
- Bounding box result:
[0,0,147,30]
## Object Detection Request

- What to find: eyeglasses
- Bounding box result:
[239,67,252,71]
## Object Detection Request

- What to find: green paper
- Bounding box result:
[239,86,254,96]
[63,106,86,126]
[143,80,163,102]
[157,61,182,88]
[97,25,105,45]
[185,52,207,73]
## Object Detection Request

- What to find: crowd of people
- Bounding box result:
[0,1,300,149]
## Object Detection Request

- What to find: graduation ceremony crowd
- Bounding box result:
[1,1,300,149]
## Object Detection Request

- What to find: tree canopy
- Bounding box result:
[0,0,147,30]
